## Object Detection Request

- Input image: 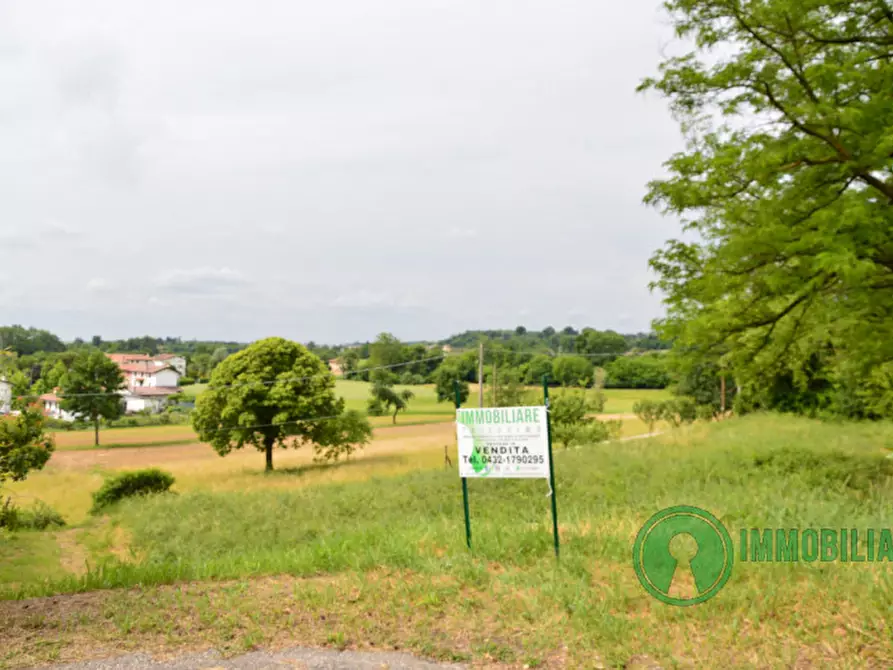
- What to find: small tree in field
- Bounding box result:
[61,349,125,446]
[192,337,372,471]
[549,391,617,449]
[367,370,414,424]
[0,405,54,483]
[633,399,662,434]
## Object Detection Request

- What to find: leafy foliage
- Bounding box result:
[0,497,65,531]
[642,0,893,417]
[633,399,663,433]
[549,390,614,448]
[551,356,595,387]
[192,337,371,470]
[367,371,414,424]
[433,360,470,407]
[0,406,54,483]
[605,354,671,389]
[91,468,175,513]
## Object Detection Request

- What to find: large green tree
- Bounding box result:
[642,0,893,412]
[61,350,125,446]
[575,329,627,356]
[551,355,595,387]
[193,338,371,471]
[0,405,54,483]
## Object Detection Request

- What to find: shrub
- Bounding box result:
[179,376,195,386]
[91,468,175,513]
[0,497,65,530]
[659,398,698,428]
[549,391,614,448]
[633,399,662,433]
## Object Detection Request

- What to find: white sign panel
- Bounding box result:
[456,406,550,479]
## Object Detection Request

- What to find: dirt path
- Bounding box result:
[55,529,89,576]
[28,648,467,670]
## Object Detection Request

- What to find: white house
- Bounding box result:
[107,353,186,377]
[122,386,180,414]
[0,378,11,415]
[119,363,181,390]
[39,393,78,422]
[153,353,187,376]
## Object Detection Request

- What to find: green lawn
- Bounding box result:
[335,379,667,415]
[4,414,893,667]
[181,379,666,416]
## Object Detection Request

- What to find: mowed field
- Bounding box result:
[3,415,893,668]
[53,381,669,451]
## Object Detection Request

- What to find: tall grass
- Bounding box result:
[4,414,893,667]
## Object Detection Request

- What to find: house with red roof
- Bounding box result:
[106,353,184,414]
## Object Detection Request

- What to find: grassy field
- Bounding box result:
[47,382,664,451]
[3,414,893,667]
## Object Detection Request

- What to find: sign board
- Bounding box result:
[456,406,550,479]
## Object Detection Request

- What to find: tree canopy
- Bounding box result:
[192,337,371,470]
[642,0,893,415]
[0,405,54,483]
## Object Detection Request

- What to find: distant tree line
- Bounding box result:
[0,325,675,407]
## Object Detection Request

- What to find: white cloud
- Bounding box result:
[154,267,249,295]
[331,289,422,309]
[86,277,109,291]
[446,227,478,239]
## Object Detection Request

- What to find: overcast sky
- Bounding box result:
[0,1,682,344]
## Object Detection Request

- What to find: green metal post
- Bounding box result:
[455,380,472,549]
[543,374,560,558]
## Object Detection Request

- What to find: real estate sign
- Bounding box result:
[456,406,550,479]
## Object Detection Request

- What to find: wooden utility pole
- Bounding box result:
[478,341,484,408]
[492,364,497,406]
[720,375,726,414]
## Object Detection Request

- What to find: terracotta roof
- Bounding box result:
[40,393,61,402]
[107,353,152,363]
[129,386,180,397]
[154,353,180,360]
[120,363,178,374]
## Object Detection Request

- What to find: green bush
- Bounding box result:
[91,468,175,513]
[0,497,65,531]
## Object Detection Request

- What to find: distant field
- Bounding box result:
[336,379,669,415]
[48,382,666,451]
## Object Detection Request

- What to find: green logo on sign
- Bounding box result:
[468,427,493,477]
[632,505,733,606]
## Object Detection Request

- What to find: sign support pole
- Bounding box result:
[455,380,472,549]
[543,374,560,558]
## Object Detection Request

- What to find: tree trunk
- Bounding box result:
[94,415,100,446]
[265,437,274,472]
[392,407,398,424]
